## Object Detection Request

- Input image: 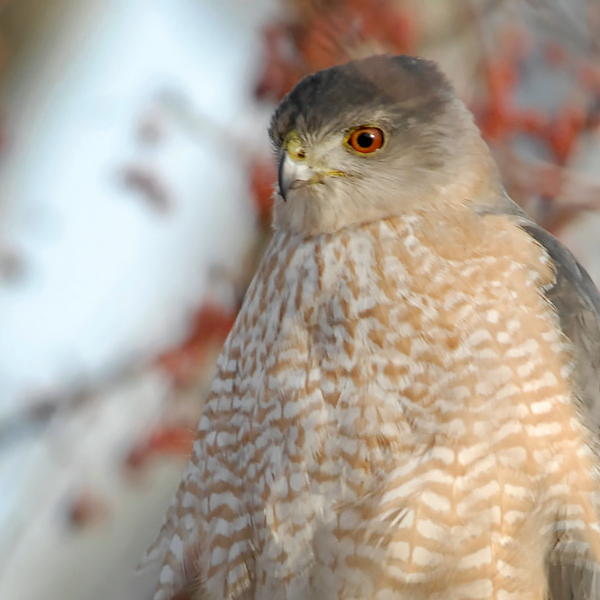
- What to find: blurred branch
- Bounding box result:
[0,358,156,451]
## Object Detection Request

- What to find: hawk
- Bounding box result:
[146,55,600,600]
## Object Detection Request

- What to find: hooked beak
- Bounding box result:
[278,150,316,202]
[278,149,346,201]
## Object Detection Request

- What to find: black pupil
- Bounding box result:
[356,132,375,148]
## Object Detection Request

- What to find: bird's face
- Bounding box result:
[269,55,500,237]
[275,111,427,236]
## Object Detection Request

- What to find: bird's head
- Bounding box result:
[269,55,501,237]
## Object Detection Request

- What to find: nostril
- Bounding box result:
[296,149,306,159]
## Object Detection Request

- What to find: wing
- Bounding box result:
[547,563,600,600]
[478,193,600,431]
[520,221,600,600]
[479,193,600,600]
[518,221,600,433]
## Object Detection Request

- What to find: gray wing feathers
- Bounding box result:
[479,193,600,600]
[520,222,600,430]
[518,221,600,600]
[477,192,600,427]
[547,562,600,600]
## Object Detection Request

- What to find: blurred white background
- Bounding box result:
[0,1,273,598]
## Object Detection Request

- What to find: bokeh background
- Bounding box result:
[1,1,600,599]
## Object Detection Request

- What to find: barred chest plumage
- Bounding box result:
[179,208,600,600]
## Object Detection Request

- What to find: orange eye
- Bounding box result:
[347,127,384,154]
